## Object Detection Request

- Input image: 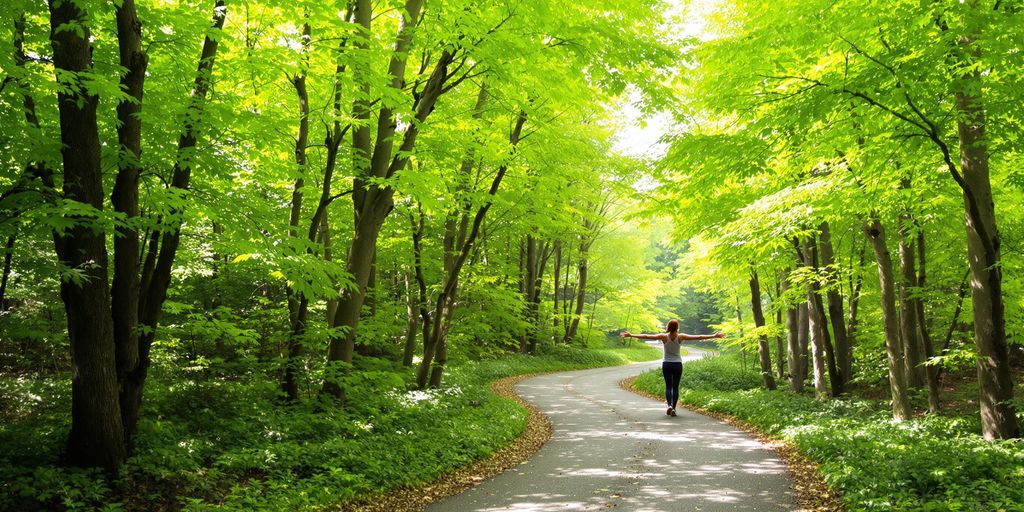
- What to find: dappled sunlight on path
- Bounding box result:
[428,351,796,511]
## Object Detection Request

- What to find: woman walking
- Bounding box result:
[622,320,724,416]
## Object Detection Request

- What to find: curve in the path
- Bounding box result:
[428,347,798,512]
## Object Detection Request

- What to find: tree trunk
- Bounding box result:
[897,207,925,388]
[915,228,941,413]
[818,221,850,392]
[951,17,1018,438]
[0,234,14,309]
[111,0,148,416]
[862,216,913,421]
[124,0,227,446]
[798,239,831,399]
[323,0,454,399]
[417,110,527,388]
[846,242,865,370]
[783,271,803,392]
[749,268,777,390]
[774,272,785,380]
[48,0,126,470]
[531,243,552,352]
[565,248,589,341]
[283,21,311,401]
[402,271,419,367]
[552,241,561,343]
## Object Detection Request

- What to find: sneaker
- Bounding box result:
[670,408,677,417]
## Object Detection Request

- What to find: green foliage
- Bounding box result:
[0,343,645,510]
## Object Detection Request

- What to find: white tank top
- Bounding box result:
[663,334,683,363]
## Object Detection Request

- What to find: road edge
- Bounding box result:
[340,373,552,512]
[619,375,846,512]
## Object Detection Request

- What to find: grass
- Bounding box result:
[0,339,658,511]
[632,352,1024,512]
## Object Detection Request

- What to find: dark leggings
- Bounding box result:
[662,361,683,408]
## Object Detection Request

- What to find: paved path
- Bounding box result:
[428,347,798,512]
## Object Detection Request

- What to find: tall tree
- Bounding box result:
[47,0,125,470]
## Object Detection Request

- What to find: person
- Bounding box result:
[621,320,725,416]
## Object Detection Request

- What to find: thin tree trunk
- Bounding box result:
[125,0,228,445]
[783,270,803,392]
[418,112,528,387]
[749,268,777,390]
[897,206,925,388]
[111,0,148,425]
[915,228,941,412]
[402,271,419,367]
[0,234,14,309]
[799,238,831,399]
[552,241,561,343]
[797,303,809,378]
[566,246,590,341]
[936,269,970,384]
[818,221,850,393]
[774,272,785,380]
[324,0,454,399]
[862,216,913,421]
[530,243,552,353]
[282,20,312,401]
[846,241,865,370]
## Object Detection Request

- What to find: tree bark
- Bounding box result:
[950,14,1018,438]
[0,234,14,309]
[111,0,148,414]
[774,272,785,380]
[48,0,126,470]
[846,241,865,368]
[915,228,941,412]
[552,241,561,343]
[283,20,312,401]
[402,270,419,367]
[565,253,589,342]
[799,238,832,399]
[417,111,528,387]
[818,221,850,392]
[749,268,777,390]
[862,216,913,421]
[125,0,227,445]
[324,0,454,398]
[782,270,803,392]
[897,207,925,388]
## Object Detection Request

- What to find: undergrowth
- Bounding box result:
[0,341,657,511]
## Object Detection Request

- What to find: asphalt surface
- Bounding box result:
[428,347,798,512]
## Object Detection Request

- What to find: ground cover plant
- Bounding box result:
[633,353,1024,511]
[0,340,657,511]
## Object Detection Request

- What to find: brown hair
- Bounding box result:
[666,319,679,334]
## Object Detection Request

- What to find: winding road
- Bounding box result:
[428,347,798,511]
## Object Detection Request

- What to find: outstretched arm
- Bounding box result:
[678,331,725,341]
[621,331,665,341]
